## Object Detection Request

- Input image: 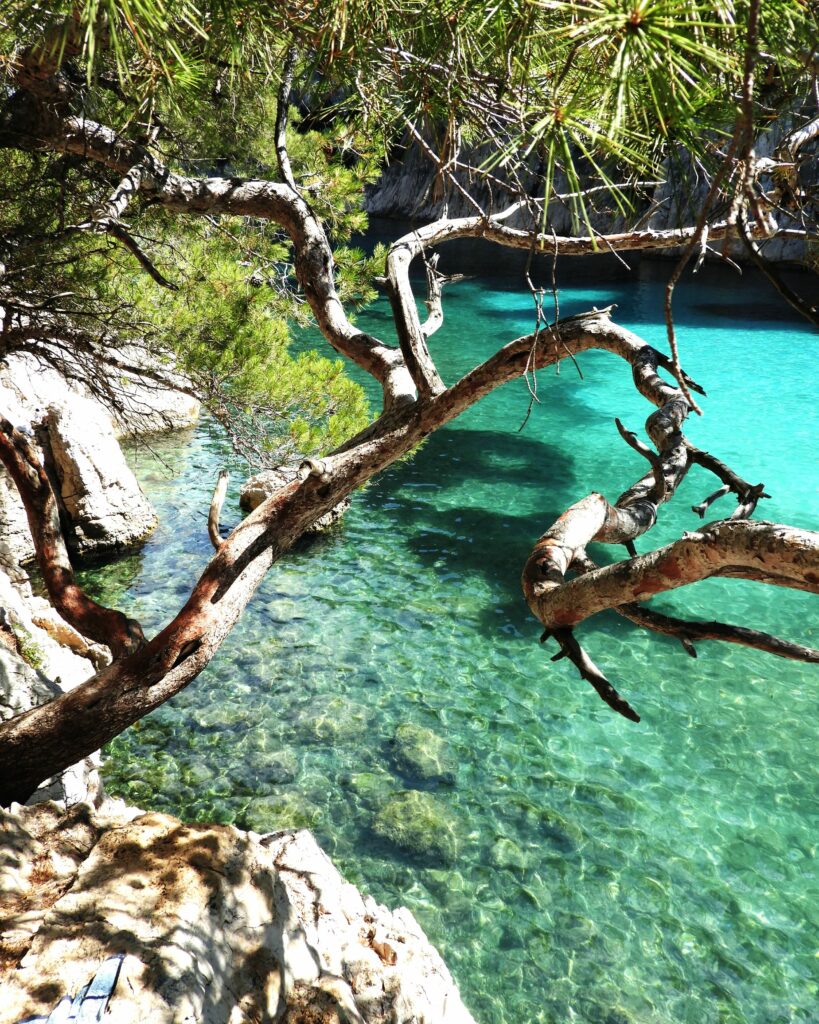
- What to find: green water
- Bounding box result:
[84,256,817,1024]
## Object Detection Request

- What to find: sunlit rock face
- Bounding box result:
[0,803,477,1024]
[0,351,198,566]
[42,401,158,560]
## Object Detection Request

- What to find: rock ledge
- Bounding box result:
[0,801,476,1024]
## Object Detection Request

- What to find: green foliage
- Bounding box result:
[7,1,814,226]
[2,0,817,459]
[109,219,370,460]
[11,625,45,671]
[0,66,380,462]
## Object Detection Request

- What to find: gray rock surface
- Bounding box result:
[0,351,197,566]
[240,466,350,532]
[0,803,477,1024]
[43,402,157,560]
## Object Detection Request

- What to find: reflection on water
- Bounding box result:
[87,263,817,1024]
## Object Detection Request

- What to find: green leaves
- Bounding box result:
[112,218,370,463]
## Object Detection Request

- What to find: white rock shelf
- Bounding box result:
[0,801,477,1024]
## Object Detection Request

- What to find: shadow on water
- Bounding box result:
[359,427,576,633]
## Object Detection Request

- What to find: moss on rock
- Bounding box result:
[372,790,458,864]
[390,723,456,785]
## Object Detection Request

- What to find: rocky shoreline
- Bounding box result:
[1,800,476,1023]
[0,359,476,1022]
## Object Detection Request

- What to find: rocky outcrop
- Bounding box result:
[0,352,198,566]
[0,802,477,1024]
[0,567,104,807]
[240,466,350,532]
[42,401,157,560]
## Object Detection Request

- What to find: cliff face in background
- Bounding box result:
[365,120,812,265]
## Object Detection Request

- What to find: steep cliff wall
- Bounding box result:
[365,124,812,265]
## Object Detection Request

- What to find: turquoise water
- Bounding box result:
[84,255,817,1024]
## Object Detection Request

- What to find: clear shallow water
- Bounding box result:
[83,256,817,1024]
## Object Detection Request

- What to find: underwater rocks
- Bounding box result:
[390,722,457,785]
[373,790,459,865]
[0,801,477,1024]
[239,466,350,531]
[240,791,318,833]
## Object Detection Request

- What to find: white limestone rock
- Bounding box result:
[240,466,350,532]
[0,649,101,808]
[0,350,197,565]
[0,568,105,807]
[44,402,157,559]
[0,806,477,1024]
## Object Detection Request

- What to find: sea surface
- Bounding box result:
[82,245,818,1024]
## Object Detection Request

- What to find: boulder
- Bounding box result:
[390,722,457,785]
[0,568,105,691]
[0,803,477,1024]
[372,790,459,865]
[240,466,350,532]
[44,402,158,559]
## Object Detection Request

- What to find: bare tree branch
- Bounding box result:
[208,470,230,550]
[571,552,819,664]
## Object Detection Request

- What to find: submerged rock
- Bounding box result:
[489,835,531,872]
[373,790,459,864]
[390,722,457,785]
[240,466,350,532]
[240,791,319,833]
[0,802,476,1023]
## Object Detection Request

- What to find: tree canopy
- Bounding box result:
[0,0,817,803]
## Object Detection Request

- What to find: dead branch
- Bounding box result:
[528,520,819,719]
[692,484,730,518]
[571,552,819,665]
[385,237,447,399]
[208,470,230,550]
[771,113,819,208]
[274,46,298,192]
[614,417,666,503]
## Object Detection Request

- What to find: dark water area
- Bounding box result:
[81,244,818,1024]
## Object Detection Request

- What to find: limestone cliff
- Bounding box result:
[365,123,811,265]
[0,352,199,568]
